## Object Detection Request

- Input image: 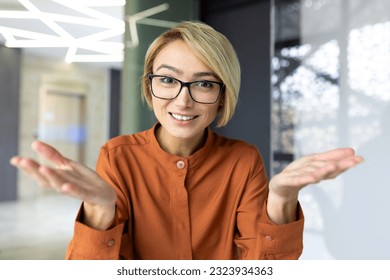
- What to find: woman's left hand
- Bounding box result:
[267,148,364,224]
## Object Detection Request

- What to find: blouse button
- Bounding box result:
[107,239,115,247]
[176,160,186,169]
[265,235,273,241]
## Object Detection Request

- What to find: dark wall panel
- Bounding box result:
[0,46,20,201]
[201,0,272,176]
[109,69,121,139]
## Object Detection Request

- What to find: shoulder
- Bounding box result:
[213,131,259,151]
[209,131,266,178]
[102,129,150,152]
[211,130,262,160]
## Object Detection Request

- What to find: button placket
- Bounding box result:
[171,158,192,259]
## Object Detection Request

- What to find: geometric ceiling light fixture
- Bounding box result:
[0,0,126,63]
[125,3,177,48]
[0,1,177,64]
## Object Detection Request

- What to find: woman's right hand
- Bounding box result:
[10,141,116,230]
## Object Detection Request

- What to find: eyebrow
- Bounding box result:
[155,64,218,80]
[193,72,218,79]
[156,64,182,74]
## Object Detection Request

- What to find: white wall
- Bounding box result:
[296,0,390,259]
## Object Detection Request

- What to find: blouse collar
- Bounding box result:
[148,123,216,170]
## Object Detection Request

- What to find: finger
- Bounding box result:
[38,166,70,192]
[309,162,340,181]
[31,141,69,167]
[338,155,364,167]
[59,180,114,206]
[325,155,364,178]
[311,148,357,162]
[283,153,337,171]
[289,149,361,172]
[278,161,341,187]
[288,160,330,173]
[303,155,361,176]
[300,156,363,184]
[10,156,23,167]
[11,157,50,188]
[39,165,95,196]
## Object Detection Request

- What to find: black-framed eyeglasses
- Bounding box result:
[148,74,225,104]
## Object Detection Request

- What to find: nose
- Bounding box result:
[175,85,193,107]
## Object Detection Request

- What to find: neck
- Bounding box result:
[156,126,207,157]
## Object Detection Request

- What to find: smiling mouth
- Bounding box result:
[170,113,197,121]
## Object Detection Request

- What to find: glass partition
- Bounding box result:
[273,0,390,259]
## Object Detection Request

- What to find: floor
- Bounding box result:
[0,193,335,260]
[0,194,81,260]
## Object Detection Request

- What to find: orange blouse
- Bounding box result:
[65,124,304,260]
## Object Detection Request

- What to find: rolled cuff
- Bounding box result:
[256,201,304,259]
[66,205,124,260]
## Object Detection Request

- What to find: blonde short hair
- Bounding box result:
[141,21,241,127]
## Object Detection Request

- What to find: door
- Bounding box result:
[38,90,86,166]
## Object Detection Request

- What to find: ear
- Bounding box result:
[218,100,224,113]
[219,94,225,106]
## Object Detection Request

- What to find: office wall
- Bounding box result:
[0,46,20,201]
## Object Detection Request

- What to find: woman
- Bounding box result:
[10,21,363,260]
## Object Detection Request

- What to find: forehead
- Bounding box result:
[153,40,212,74]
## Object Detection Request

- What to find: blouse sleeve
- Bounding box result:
[65,146,133,260]
[233,146,304,260]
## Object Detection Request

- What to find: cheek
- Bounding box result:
[151,96,162,109]
[151,98,170,116]
[202,104,220,121]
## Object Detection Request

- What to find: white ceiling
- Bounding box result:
[0,0,125,69]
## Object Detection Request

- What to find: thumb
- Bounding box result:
[31,141,69,167]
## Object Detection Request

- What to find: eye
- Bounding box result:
[195,81,214,88]
[159,76,176,84]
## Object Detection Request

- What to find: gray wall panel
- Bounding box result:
[201,0,272,176]
[0,45,20,201]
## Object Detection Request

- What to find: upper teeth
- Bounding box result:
[171,113,195,121]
